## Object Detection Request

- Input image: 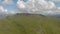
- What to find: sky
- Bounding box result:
[0,0,60,16]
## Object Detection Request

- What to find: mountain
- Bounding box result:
[0,13,59,34]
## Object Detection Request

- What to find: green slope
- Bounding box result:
[0,14,60,34]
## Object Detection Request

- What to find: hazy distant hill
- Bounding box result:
[14,13,46,17]
[0,13,60,34]
[0,13,8,18]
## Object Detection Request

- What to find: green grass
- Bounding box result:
[0,14,60,34]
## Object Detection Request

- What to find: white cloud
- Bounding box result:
[49,0,60,2]
[57,7,60,9]
[17,0,60,15]
[0,6,16,14]
[17,0,26,8]
[1,0,14,5]
[0,6,8,14]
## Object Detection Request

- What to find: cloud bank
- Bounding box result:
[0,0,60,16]
[17,0,60,16]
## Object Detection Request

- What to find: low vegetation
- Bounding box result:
[0,13,60,34]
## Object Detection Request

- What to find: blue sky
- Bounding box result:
[3,0,27,11]
[0,0,60,15]
[4,0,18,11]
[55,2,60,7]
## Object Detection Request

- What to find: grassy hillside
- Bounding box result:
[0,13,60,34]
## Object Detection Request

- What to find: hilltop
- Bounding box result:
[0,13,60,34]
